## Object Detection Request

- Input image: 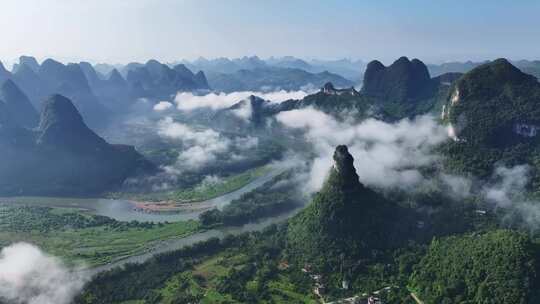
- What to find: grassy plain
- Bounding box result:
[0,206,200,266]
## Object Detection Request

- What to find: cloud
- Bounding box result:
[231,101,253,121]
[157,117,258,170]
[0,243,86,304]
[276,108,449,192]
[439,173,472,199]
[153,101,174,111]
[174,90,312,111]
[157,117,229,169]
[483,165,529,207]
[481,165,540,230]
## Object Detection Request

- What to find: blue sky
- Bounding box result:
[1,0,539,64]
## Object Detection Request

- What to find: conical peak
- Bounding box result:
[333,145,356,176]
[329,145,362,190]
[39,94,83,130]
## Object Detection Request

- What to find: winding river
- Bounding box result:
[0,170,282,222]
[88,209,300,275]
[0,170,301,275]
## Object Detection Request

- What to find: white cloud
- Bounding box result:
[276,108,448,192]
[440,173,472,199]
[157,117,229,169]
[0,243,86,304]
[174,90,312,111]
[231,101,253,121]
[481,165,540,230]
[153,101,173,111]
[484,165,529,208]
[157,117,258,170]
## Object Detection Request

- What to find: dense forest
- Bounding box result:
[410,230,540,304]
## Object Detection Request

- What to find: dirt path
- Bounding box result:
[410,292,424,304]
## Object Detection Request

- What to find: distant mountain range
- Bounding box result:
[0,56,212,129]
[179,56,365,83]
[428,59,540,80]
[93,56,360,93]
[204,66,354,93]
[214,56,462,126]
[180,56,361,92]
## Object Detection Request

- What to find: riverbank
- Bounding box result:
[88,207,301,275]
[0,169,287,268]
[0,205,202,267]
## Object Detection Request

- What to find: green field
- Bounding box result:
[156,251,317,304]
[110,165,271,203]
[0,206,200,266]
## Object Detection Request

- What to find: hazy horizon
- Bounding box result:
[1,0,539,66]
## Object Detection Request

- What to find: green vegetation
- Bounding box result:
[199,171,303,226]
[410,230,540,304]
[77,226,318,304]
[0,206,200,266]
[76,222,421,304]
[286,146,413,271]
[76,143,532,303]
[443,59,540,179]
[111,165,270,203]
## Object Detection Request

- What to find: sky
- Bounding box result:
[1,0,539,65]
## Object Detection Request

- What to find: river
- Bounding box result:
[0,170,301,275]
[0,170,282,222]
[87,209,300,275]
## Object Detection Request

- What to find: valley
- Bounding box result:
[1,5,540,302]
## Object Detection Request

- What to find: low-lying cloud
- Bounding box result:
[482,165,540,230]
[157,117,258,170]
[174,90,311,111]
[275,107,540,231]
[276,107,448,192]
[0,243,86,304]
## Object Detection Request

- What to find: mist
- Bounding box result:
[276,107,448,192]
[174,90,312,111]
[157,116,259,171]
[483,165,540,231]
[0,243,87,304]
